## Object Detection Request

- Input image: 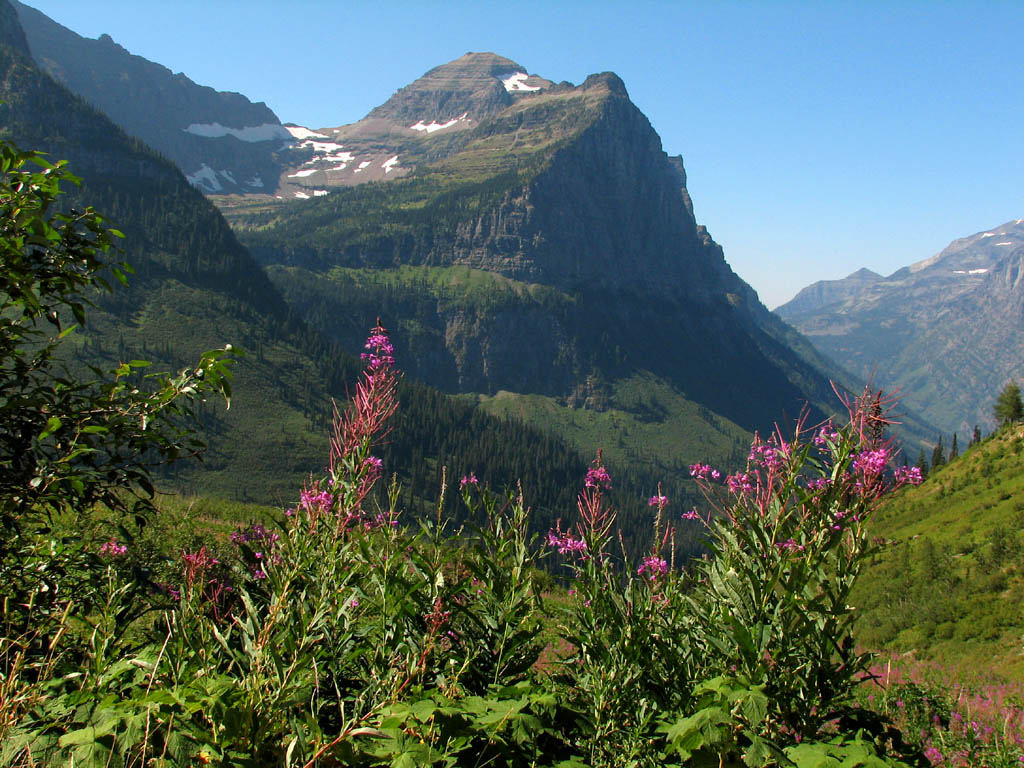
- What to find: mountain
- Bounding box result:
[852,423,1024,681]
[0,3,634,536]
[11,0,291,195]
[776,220,1024,435]
[237,52,558,200]
[222,53,866,476]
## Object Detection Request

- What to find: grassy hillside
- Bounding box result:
[853,424,1024,679]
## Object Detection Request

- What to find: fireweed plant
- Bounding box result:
[4,324,931,767]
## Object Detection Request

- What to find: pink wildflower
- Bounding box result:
[726,472,754,495]
[648,494,669,510]
[689,463,721,481]
[99,539,127,558]
[893,465,923,486]
[460,473,479,488]
[637,555,668,578]
[853,448,889,475]
[584,465,611,489]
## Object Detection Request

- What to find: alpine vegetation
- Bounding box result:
[1,149,931,761]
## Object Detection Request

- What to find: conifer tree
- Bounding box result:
[994,381,1023,427]
[915,448,929,479]
[971,425,982,447]
[949,433,958,461]
[931,435,945,470]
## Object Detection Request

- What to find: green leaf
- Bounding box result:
[39,415,62,439]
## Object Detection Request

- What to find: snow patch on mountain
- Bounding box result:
[186,164,222,192]
[996,242,1013,246]
[184,122,292,142]
[244,176,263,188]
[382,155,399,173]
[287,169,319,178]
[354,161,371,173]
[285,125,328,140]
[185,164,244,192]
[294,190,310,199]
[300,140,345,153]
[501,72,541,92]
[981,232,996,237]
[953,269,991,275]
[409,113,468,133]
[313,190,329,197]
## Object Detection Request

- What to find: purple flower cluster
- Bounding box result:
[689,463,721,481]
[360,331,395,371]
[853,448,889,475]
[893,465,924,486]
[813,423,841,447]
[99,539,127,558]
[749,440,788,473]
[300,488,332,514]
[230,523,280,547]
[726,472,754,495]
[460,472,479,488]
[546,530,587,556]
[584,465,611,489]
[648,494,669,510]
[637,555,668,578]
[805,477,831,492]
[775,538,804,552]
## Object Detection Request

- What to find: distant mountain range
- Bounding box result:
[776,220,1024,435]
[5,0,935,501]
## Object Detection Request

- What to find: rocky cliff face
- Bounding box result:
[776,220,1024,433]
[232,55,848,438]
[12,0,290,194]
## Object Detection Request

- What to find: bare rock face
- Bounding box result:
[776,220,1024,433]
[12,0,289,194]
[235,55,845,435]
[368,52,549,125]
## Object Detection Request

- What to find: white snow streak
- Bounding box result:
[995,242,1013,246]
[313,190,329,197]
[301,140,346,153]
[409,113,467,133]
[285,125,329,139]
[184,122,292,142]
[294,191,310,199]
[501,72,540,92]
[981,232,996,237]
[382,155,399,173]
[287,169,319,178]
[186,164,222,192]
[354,161,371,173]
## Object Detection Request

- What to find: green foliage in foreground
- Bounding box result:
[1,136,932,766]
[0,141,235,535]
[853,422,1024,679]
[3,316,929,766]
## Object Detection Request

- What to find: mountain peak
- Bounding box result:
[582,71,629,97]
[367,51,552,124]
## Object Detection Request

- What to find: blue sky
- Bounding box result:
[23,0,1024,308]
